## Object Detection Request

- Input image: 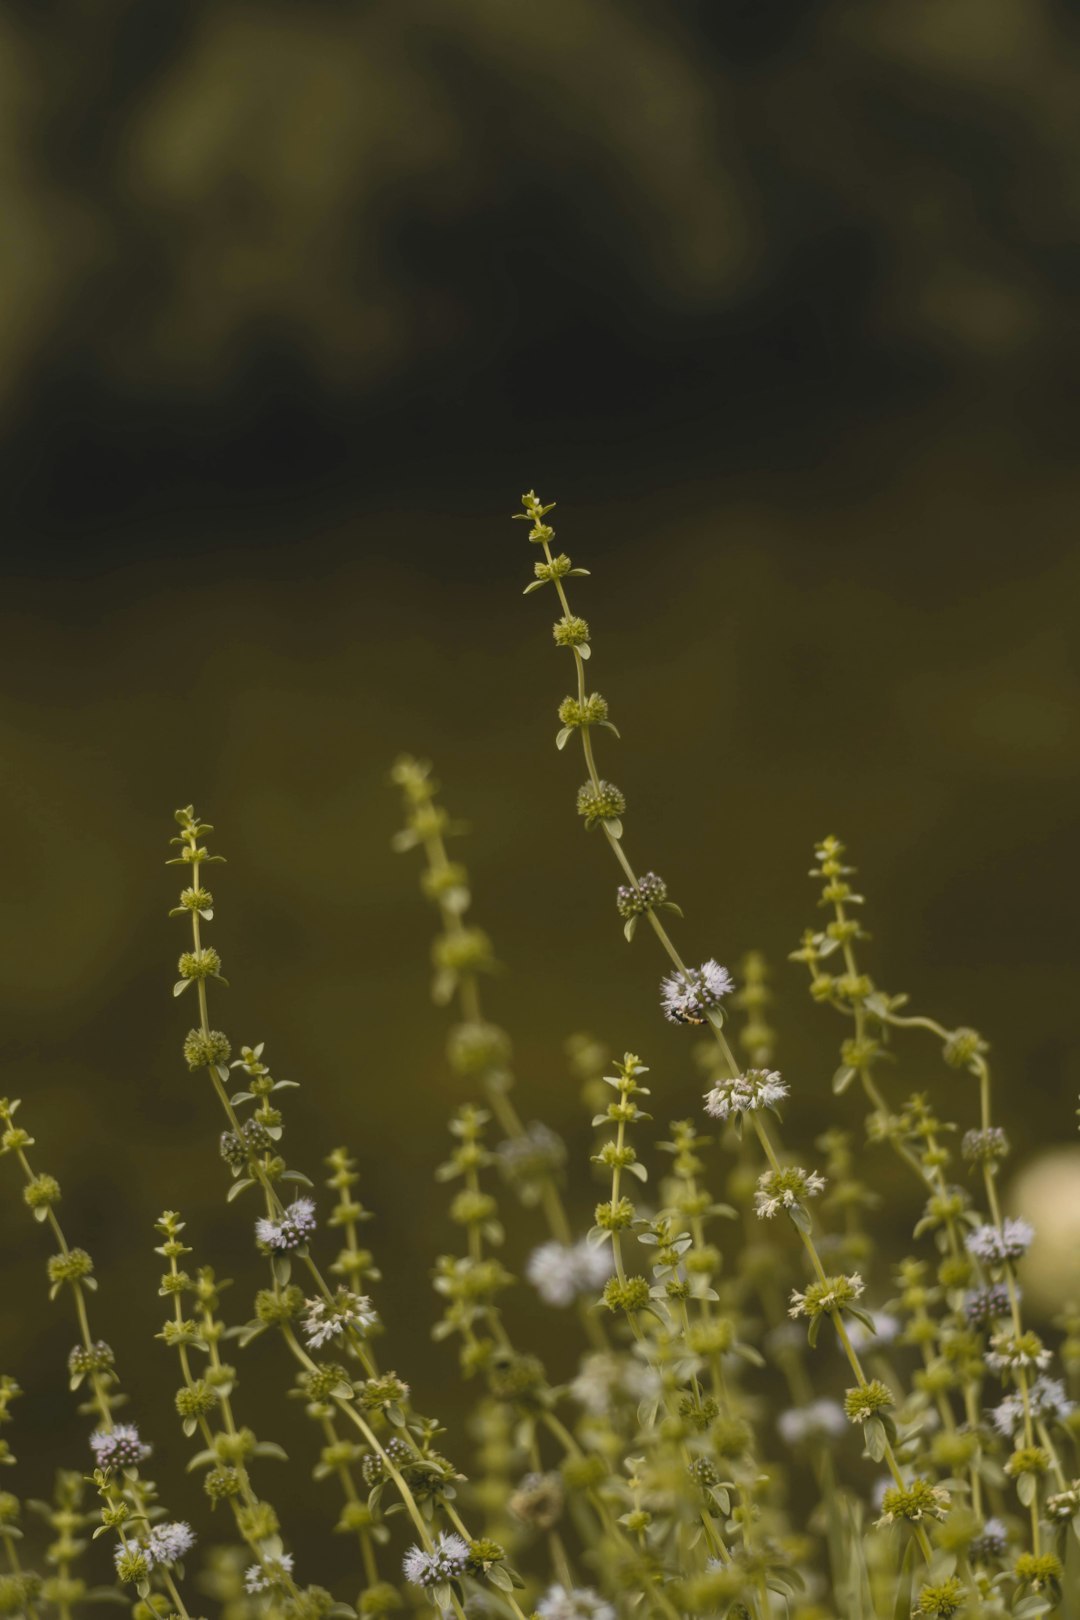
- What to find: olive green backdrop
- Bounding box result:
[1,0,1078,1601]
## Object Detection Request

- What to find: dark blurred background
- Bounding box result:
[2,0,1079,1600]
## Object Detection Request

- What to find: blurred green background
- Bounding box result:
[2,0,1079,1598]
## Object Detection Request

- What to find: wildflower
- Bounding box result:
[616,872,667,919]
[219,1118,273,1172]
[789,1273,865,1320]
[536,1585,617,1620]
[446,1020,511,1077]
[943,1027,988,1068]
[553,615,590,650]
[244,1553,295,1593]
[1045,1480,1080,1521]
[255,1197,317,1254]
[302,1290,379,1348]
[1004,1446,1049,1479]
[663,960,734,1025]
[754,1166,826,1219]
[183,1028,232,1071]
[986,1329,1051,1374]
[576,780,625,829]
[526,1240,613,1307]
[402,1532,469,1590]
[177,947,222,981]
[495,1122,567,1198]
[113,1547,150,1585]
[776,1400,845,1445]
[915,1577,965,1617]
[68,1340,114,1379]
[969,1517,1008,1561]
[90,1424,151,1469]
[876,1479,950,1527]
[965,1218,1034,1265]
[844,1381,894,1422]
[964,1283,1012,1328]
[706,1068,788,1125]
[1013,1552,1063,1591]
[145,1522,196,1567]
[989,1376,1072,1440]
[961,1126,1010,1164]
[558,693,608,729]
[509,1471,564,1530]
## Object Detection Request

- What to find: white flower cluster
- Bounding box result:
[244,1552,295,1593]
[660,960,733,1024]
[964,1218,1034,1265]
[526,1239,614,1307]
[255,1196,318,1253]
[403,1532,470,1589]
[302,1290,380,1349]
[114,1522,195,1573]
[705,1069,788,1124]
[536,1585,617,1620]
[990,1376,1073,1440]
[90,1423,151,1469]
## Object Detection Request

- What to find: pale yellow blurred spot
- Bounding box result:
[1012,1147,1080,1315]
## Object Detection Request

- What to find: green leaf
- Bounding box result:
[173,980,191,997]
[623,916,639,943]
[832,1065,857,1095]
[555,727,572,750]
[226,1178,255,1203]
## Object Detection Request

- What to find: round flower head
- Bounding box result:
[90,1424,151,1470]
[616,872,667,920]
[536,1585,617,1620]
[661,960,733,1025]
[495,1122,567,1196]
[754,1166,826,1219]
[245,1552,295,1594]
[965,1218,1034,1266]
[526,1240,613,1308]
[145,1522,195,1568]
[990,1376,1073,1442]
[789,1273,865,1320]
[576,780,625,829]
[705,1068,788,1124]
[964,1283,1013,1329]
[402,1532,469,1590]
[255,1197,317,1254]
[302,1290,379,1349]
[969,1518,1008,1562]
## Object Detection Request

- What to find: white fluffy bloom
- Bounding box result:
[660,960,734,1024]
[777,1400,846,1445]
[705,1069,788,1123]
[965,1218,1034,1265]
[536,1584,617,1620]
[402,1533,469,1589]
[986,1331,1053,1375]
[753,1166,826,1218]
[302,1290,380,1349]
[145,1522,195,1567]
[90,1424,151,1469]
[244,1552,295,1593]
[254,1197,318,1254]
[526,1240,613,1307]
